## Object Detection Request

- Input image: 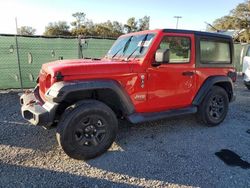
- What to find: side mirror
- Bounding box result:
[155,49,170,64]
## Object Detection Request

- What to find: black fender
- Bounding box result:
[192,76,235,105]
[45,79,135,115]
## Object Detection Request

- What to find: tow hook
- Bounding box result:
[25,90,32,94]
[27,100,36,106]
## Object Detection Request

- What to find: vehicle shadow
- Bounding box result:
[86,117,218,187]
[0,92,202,154]
[0,162,136,187]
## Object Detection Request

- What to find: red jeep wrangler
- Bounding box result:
[21,29,236,160]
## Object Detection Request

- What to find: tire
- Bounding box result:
[56,100,118,160]
[197,86,229,126]
[245,85,250,90]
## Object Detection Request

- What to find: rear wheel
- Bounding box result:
[197,86,229,126]
[56,100,118,160]
[245,84,250,90]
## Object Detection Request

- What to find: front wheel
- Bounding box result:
[56,100,118,160]
[197,86,229,126]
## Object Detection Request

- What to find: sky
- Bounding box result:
[0,0,244,35]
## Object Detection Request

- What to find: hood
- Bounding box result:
[42,58,133,78]
[39,58,135,99]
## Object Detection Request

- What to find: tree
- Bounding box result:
[72,19,124,37]
[71,12,98,36]
[101,20,124,37]
[71,12,86,29]
[124,17,138,33]
[44,21,71,36]
[44,14,149,37]
[111,21,124,37]
[212,16,236,30]
[93,24,112,37]
[83,19,95,35]
[17,26,36,35]
[211,1,250,42]
[72,26,89,36]
[124,16,150,33]
[138,16,150,31]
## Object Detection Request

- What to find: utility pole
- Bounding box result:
[174,16,182,29]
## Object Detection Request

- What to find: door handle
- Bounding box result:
[182,71,194,76]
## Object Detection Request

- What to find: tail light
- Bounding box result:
[227,71,237,82]
[45,74,52,88]
[54,71,64,81]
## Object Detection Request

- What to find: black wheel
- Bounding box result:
[246,85,250,90]
[56,100,118,160]
[197,86,229,126]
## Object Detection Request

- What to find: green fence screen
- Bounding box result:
[0,35,115,89]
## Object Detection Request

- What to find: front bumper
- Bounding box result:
[20,87,58,127]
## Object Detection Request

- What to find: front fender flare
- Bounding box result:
[45,80,135,115]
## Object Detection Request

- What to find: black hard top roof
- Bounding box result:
[163,29,232,39]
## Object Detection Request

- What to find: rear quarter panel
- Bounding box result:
[195,67,235,94]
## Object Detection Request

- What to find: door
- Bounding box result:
[147,33,196,112]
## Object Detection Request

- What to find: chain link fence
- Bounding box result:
[0,34,116,89]
[0,34,248,89]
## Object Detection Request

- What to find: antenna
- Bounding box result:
[204,21,220,32]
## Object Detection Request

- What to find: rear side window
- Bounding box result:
[159,36,191,63]
[200,40,231,64]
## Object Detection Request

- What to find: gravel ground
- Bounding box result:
[0,77,249,188]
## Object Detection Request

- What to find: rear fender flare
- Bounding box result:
[192,76,234,105]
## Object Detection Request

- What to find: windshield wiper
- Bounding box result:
[125,34,148,61]
[111,36,132,59]
[125,46,140,61]
[111,47,123,59]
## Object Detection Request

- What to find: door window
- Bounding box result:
[158,36,191,63]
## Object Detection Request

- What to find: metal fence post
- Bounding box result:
[14,19,24,91]
[15,18,23,91]
[78,35,83,59]
[15,35,23,91]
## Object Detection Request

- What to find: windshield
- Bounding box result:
[106,33,155,60]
